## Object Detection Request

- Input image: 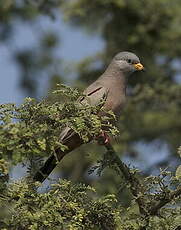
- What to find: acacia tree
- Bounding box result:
[0,86,181,229]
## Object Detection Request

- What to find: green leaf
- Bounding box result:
[175,165,181,180]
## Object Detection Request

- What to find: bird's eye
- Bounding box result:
[127,59,132,64]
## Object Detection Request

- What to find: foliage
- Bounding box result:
[0,87,181,229]
[0,85,116,166]
[0,180,118,230]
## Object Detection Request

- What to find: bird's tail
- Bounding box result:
[33,154,57,182]
[33,132,84,182]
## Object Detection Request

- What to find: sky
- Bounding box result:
[0,13,104,104]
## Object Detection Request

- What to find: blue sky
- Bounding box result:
[0,14,104,104]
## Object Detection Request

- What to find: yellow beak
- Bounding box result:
[133,63,144,71]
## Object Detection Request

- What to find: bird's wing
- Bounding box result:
[60,84,109,142]
[81,83,108,106]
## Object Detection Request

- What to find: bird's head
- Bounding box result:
[113,51,144,76]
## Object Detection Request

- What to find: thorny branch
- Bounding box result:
[104,142,148,216]
[149,185,181,215]
[104,142,181,217]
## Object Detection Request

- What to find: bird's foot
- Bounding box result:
[95,131,110,145]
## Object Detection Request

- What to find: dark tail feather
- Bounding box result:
[33,133,84,182]
[33,155,56,182]
[33,147,68,182]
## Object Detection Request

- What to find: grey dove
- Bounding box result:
[33,51,144,182]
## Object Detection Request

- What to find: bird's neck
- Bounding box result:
[102,61,128,91]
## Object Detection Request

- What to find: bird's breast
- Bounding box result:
[105,86,126,119]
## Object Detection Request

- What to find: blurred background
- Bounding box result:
[0,0,181,204]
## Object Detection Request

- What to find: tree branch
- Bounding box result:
[104,142,181,217]
[149,185,181,215]
[104,143,148,216]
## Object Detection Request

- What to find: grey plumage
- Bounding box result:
[33,51,144,182]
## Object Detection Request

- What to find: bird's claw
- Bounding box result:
[95,131,110,145]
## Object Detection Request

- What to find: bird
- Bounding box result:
[33,51,144,182]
